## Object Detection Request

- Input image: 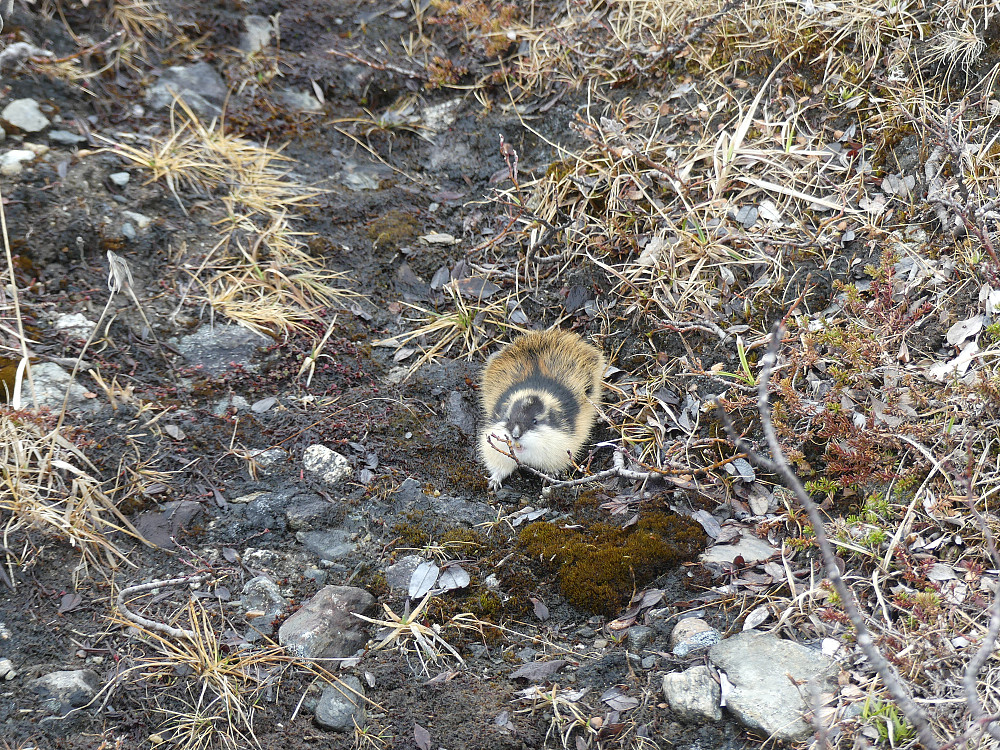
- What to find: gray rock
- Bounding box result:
[0,43,51,70]
[26,362,100,414]
[0,148,35,175]
[670,618,721,657]
[249,447,287,472]
[709,630,837,742]
[304,567,328,585]
[48,129,87,146]
[627,625,654,650]
[446,390,476,436]
[109,172,130,187]
[385,554,426,592]
[241,575,288,626]
[53,312,96,338]
[393,477,427,507]
[146,63,227,118]
[211,394,251,416]
[700,534,776,565]
[278,585,375,661]
[314,675,365,731]
[662,665,722,722]
[296,529,355,561]
[286,496,339,530]
[121,222,136,241]
[30,669,100,714]
[176,323,270,375]
[276,87,323,112]
[1,98,49,133]
[303,445,351,486]
[240,15,274,53]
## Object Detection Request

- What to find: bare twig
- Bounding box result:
[116,573,214,640]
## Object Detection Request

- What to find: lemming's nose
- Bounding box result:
[510,424,522,439]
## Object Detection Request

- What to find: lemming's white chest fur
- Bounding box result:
[479,422,581,490]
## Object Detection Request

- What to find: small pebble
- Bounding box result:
[110,172,130,187]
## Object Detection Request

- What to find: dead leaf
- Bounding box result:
[510,659,567,682]
[414,722,431,750]
[409,561,439,599]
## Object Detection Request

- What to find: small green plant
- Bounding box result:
[861,697,916,746]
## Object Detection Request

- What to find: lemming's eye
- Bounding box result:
[532,418,538,425]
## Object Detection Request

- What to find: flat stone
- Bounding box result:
[663,665,722,722]
[384,554,426,592]
[146,63,227,118]
[240,15,274,53]
[296,529,355,561]
[700,534,777,565]
[109,172,130,187]
[2,98,49,132]
[709,630,837,742]
[53,312,96,338]
[30,669,100,715]
[314,675,365,731]
[175,323,270,375]
[26,361,100,414]
[276,87,323,112]
[278,585,375,662]
[286,496,339,531]
[48,129,87,146]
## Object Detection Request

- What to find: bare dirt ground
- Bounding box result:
[2,1,1000,749]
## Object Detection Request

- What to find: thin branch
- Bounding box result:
[116,573,214,640]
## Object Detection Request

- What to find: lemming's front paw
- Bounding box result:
[488,474,503,491]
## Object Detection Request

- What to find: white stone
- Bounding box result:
[1,98,50,132]
[303,445,351,486]
[122,210,152,229]
[0,149,35,175]
[53,312,96,337]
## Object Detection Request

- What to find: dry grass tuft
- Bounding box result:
[0,410,138,573]
[101,102,355,335]
[375,286,527,376]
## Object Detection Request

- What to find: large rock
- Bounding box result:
[662,665,722,722]
[175,323,269,375]
[279,585,375,661]
[315,675,365,731]
[26,361,100,414]
[146,63,227,118]
[709,630,837,742]
[30,669,100,715]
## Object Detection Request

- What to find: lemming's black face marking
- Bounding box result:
[504,395,550,439]
[492,373,578,429]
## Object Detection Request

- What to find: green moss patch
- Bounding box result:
[519,512,705,616]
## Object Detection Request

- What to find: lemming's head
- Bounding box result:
[501,390,565,439]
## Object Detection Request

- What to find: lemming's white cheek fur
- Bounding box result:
[515,424,579,472]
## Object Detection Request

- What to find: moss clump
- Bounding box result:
[366,209,419,250]
[519,512,705,616]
